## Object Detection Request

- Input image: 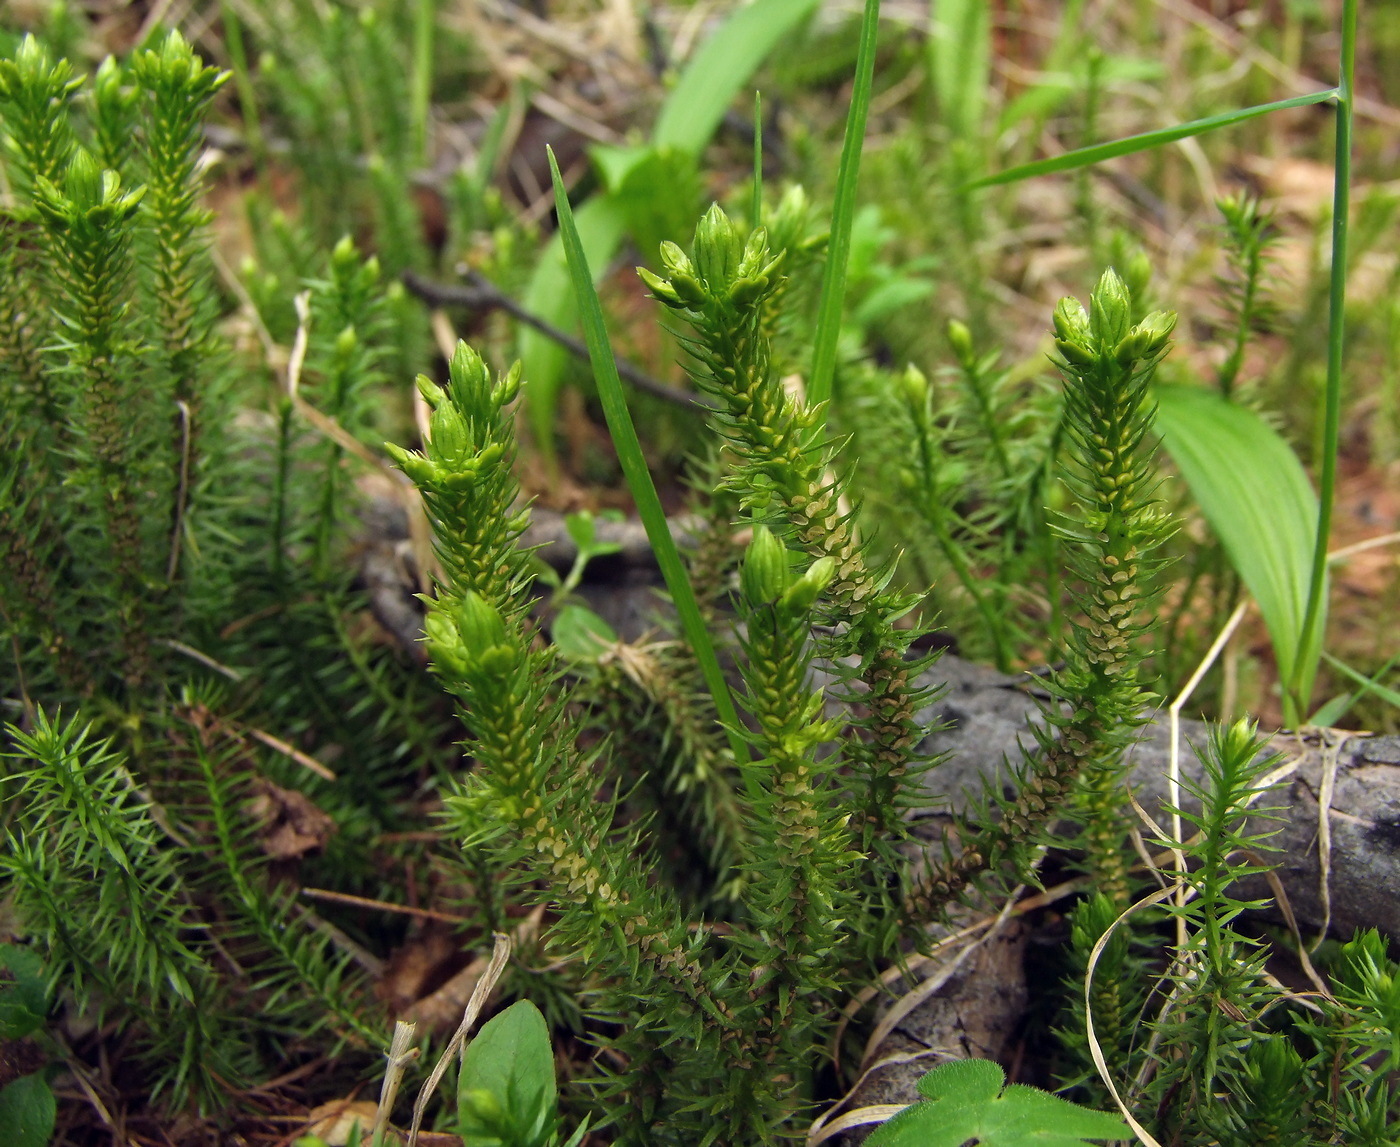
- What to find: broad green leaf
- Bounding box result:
[930,0,990,140]
[522,0,815,454]
[974,89,1336,188]
[547,148,752,781]
[652,0,821,156]
[458,1001,556,1147]
[589,144,701,266]
[866,1059,1128,1146]
[0,945,47,1040]
[552,605,618,662]
[1154,385,1325,715]
[0,1072,56,1147]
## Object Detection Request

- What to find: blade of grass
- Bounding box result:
[1312,652,1400,725]
[1321,652,1400,711]
[652,0,820,156]
[546,147,752,779]
[1290,0,1356,720]
[807,0,880,412]
[971,89,1336,188]
[520,196,630,461]
[1154,385,1324,727]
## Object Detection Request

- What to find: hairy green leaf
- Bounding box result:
[552,604,618,662]
[0,946,47,1040]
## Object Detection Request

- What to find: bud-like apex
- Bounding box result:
[386,442,438,488]
[1051,297,1094,365]
[416,374,445,410]
[94,55,123,100]
[782,556,836,613]
[448,342,492,416]
[652,241,706,308]
[899,364,929,409]
[637,266,682,307]
[946,318,975,366]
[64,149,103,211]
[1112,310,1177,365]
[693,204,742,291]
[497,360,523,406]
[334,325,358,359]
[331,234,359,273]
[1089,268,1132,349]
[741,526,790,605]
[430,403,470,465]
[456,591,507,655]
[423,611,468,678]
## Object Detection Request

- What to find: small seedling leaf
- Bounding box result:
[552,605,618,662]
[0,1072,56,1147]
[458,1000,556,1147]
[866,1059,1128,1146]
[0,945,47,1040]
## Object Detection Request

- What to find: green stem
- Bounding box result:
[751,89,763,227]
[411,0,435,166]
[1289,0,1354,726]
[911,411,1012,669]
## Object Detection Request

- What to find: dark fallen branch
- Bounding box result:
[401,268,702,410]
[907,656,1400,942]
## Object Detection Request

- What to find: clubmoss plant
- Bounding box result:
[393,199,1194,1137]
[0,34,441,1124]
[639,205,937,956]
[910,269,1177,912]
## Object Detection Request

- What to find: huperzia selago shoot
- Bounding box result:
[0,30,227,703]
[910,269,1178,914]
[393,190,1184,1138]
[639,205,938,960]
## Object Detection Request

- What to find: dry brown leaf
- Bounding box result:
[305,1100,382,1145]
[246,779,337,860]
[377,927,466,1021]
